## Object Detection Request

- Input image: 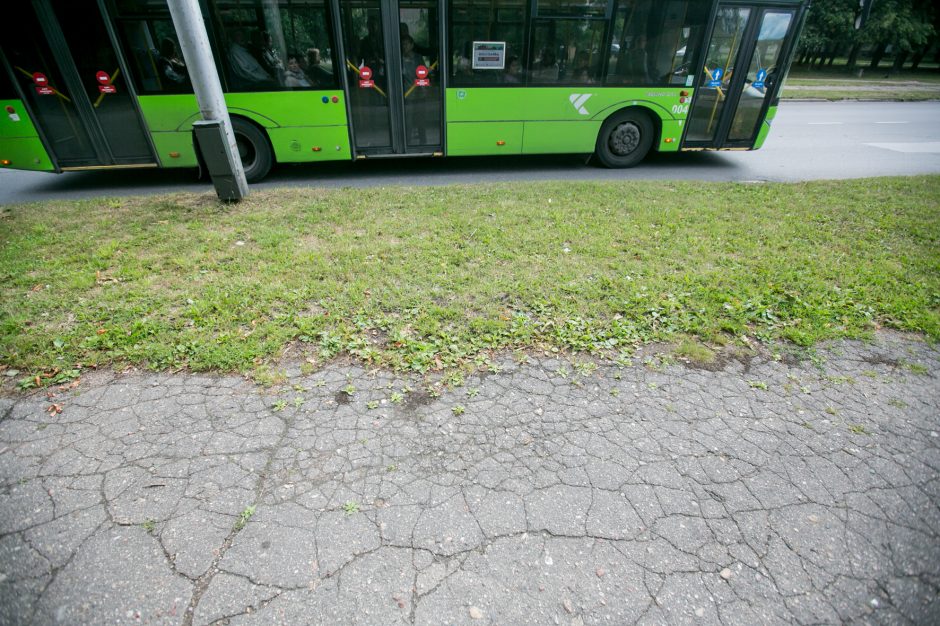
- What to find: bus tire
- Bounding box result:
[595,110,654,168]
[231,117,273,182]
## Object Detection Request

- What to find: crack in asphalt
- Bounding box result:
[0,333,938,624]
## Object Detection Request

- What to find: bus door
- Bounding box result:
[337,0,443,156]
[0,1,155,169]
[683,4,800,150]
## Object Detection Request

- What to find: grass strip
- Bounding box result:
[781,88,939,101]
[1,176,938,382]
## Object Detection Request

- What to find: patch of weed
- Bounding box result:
[234,505,255,530]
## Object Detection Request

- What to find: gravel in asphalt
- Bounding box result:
[1,332,938,625]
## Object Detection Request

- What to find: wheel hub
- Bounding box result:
[609,122,641,156]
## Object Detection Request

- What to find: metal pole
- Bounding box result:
[167,0,249,200]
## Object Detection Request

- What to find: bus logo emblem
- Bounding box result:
[569,94,592,115]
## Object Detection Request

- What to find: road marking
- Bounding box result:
[874,121,909,125]
[866,142,940,154]
[807,122,843,125]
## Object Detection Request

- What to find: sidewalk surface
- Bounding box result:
[1,333,938,625]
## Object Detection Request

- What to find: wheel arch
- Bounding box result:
[593,102,667,151]
[188,112,277,180]
[227,113,277,165]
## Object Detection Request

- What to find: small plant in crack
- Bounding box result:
[452,404,466,416]
[900,360,929,375]
[748,380,768,390]
[610,388,620,397]
[386,464,397,472]
[312,379,325,387]
[573,361,597,377]
[466,387,480,399]
[848,424,870,435]
[614,351,633,368]
[234,505,256,530]
[390,391,404,404]
[556,365,569,379]
[342,384,356,397]
[367,400,379,410]
[272,399,288,411]
[142,519,156,534]
[343,501,360,515]
[888,398,908,409]
[293,396,304,408]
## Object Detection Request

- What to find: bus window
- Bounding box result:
[111,1,194,95]
[211,0,338,92]
[530,19,606,85]
[116,19,193,94]
[606,0,708,87]
[449,0,526,86]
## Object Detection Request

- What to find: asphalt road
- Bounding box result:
[0,100,938,204]
[1,335,938,624]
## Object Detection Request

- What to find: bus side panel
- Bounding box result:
[751,106,778,151]
[137,92,351,167]
[446,88,686,156]
[522,122,600,154]
[267,126,351,162]
[659,120,685,152]
[138,95,200,167]
[149,132,198,168]
[0,99,55,172]
[447,122,524,156]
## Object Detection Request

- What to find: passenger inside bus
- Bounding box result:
[157,38,187,86]
[400,35,424,87]
[304,48,333,88]
[532,48,558,81]
[358,16,385,77]
[284,53,311,88]
[571,50,594,83]
[503,56,522,83]
[251,30,284,84]
[227,28,276,88]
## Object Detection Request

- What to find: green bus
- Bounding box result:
[1,0,808,182]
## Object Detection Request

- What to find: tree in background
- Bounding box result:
[797,0,936,72]
[797,0,857,68]
[862,0,935,70]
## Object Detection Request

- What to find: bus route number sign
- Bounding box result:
[359,66,374,88]
[415,65,429,87]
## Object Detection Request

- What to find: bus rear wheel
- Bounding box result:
[231,117,273,183]
[595,110,654,168]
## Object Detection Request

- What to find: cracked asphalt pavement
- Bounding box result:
[1,333,938,625]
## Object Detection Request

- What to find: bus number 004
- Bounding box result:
[671,104,690,115]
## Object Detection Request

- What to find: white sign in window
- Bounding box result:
[472,41,506,70]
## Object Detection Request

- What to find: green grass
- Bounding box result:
[782,88,939,101]
[782,69,940,101]
[1,177,939,381]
